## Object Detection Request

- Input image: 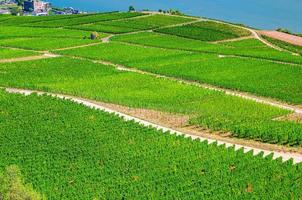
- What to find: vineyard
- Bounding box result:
[56,41,302,105]
[156,20,251,41]
[112,32,302,64]
[0,26,93,39]
[1,91,302,199]
[21,12,143,28]
[0,11,302,199]
[0,47,39,59]
[1,57,302,146]
[262,35,302,55]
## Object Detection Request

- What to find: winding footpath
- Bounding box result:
[5,87,302,164]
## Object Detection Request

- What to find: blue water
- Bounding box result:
[48,0,302,33]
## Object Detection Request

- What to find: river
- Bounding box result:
[47,0,302,33]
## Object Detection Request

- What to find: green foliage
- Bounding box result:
[128,5,135,12]
[0,47,39,59]
[24,12,144,28]
[70,23,139,34]
[0,165,45,200]
[56,40,302,105]
[0,26,95,39]
[0,91,302,199]
[156,20,251,41]
[97,14,194,31]
[0,14,88,26]
[15,0,24,6]
[10,6,22,16]
[90,32,99,40]
[0,37,100,50]
[112,32,302,64]
[1,57,302,146]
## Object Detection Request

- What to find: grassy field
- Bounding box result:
[112,32,302,64]
[0,13,89,26]
[0,26,94,39]
[1,57,302,146]
[156,20,251,41]
[55,42,302,105]
[70,23,139,34]
[0,47,39,59]
[0,37,102,50]
[1,11,302,199]
[0,91,301,199]
[24,12,144,28]
[89,14,195,31]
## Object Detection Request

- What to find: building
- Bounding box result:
[0,8,11,14]
[23,0,50,13]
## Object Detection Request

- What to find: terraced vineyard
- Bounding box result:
[56,41,302,105]
[0,11,302,199]
[1,91,302,199]
[24,12,144,28]
[0,26,93,39]
[1,57,302,146]
[156,20,251,41]
[71,14,195,33]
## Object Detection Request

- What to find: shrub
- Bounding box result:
[90,32,100,40]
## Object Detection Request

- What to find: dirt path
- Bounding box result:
[203,18,285,52]
[102,17,202,43]
[78,13,153,26]
[2,42,302,115]
[154,18,203,30]
[54,42,103,51]
[0,53,58,63]
[101,34,114,43]
[210,36,255,44]
[5,87,302,164]
[116,40,302,67]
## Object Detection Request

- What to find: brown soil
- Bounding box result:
[210,36,254,44]
[259,30,302,46]
[274,113,302,124]
[54,42,102,51]
[0,54,56,63]
[89,100,189,128]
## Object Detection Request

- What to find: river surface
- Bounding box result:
[47,0,302,33]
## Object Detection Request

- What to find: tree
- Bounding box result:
[10,6,22,16]
[90,32,99,40]
[16,0,25,6]
[129,5,135,12]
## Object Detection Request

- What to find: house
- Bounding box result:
[23,0,50,13]
[0,9,11,14]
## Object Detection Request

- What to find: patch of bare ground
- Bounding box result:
[0,54,58,63]
[259,30,302,46]
[53,42,102,51]
[86,98,302,154]
[274,113,302,124]
[210,36,255,44]
[88,100,189,128]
